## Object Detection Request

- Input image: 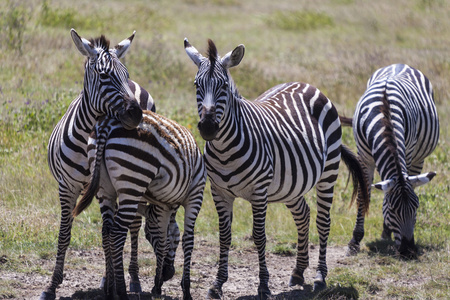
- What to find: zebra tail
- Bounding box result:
[339,115,353,127]
[72,128,106,217]
[340,144,370,216]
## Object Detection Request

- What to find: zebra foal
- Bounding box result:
[185,39,369,299]
[73,111,206,300]
[347,64,439,258]
[42,29,178,300]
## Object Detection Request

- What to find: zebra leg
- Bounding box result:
[285,197,309,288]
[313,174,338,291]
[163,211,180,282]
[144,208,180,283]
[251,199,271,300]
[144,205,171,296]
[348,163,374,255]
[40,189,78,300]
[207,195,234,299]
[99,198,116,299]
[110,199,141,300]
[180,190,204,300]
[95,161,118,297]
[128,215,142,293]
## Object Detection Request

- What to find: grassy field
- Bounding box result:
[0,0,449,299]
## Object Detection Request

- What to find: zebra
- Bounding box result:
[72,110,206,300]
[41,29,179,300]
[346,64,439,259]
[184,39,370,299]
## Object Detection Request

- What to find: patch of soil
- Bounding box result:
[1,241,349,300]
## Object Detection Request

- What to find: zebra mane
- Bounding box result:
[207,39,218,78]
[380,90,406,189]
[89,35,110,52]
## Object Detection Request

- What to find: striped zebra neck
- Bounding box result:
[207,82,245,144]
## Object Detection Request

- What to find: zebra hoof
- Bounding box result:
[257,288,271,300]
[206,285,222,299]
[151,285,162,296]
[105,294,115,300]
[129,281,142,293]
[313,273,326,291]
[117,292,129,300]
[183,292,193,300]
[346,242,360,256]
[289,268,305,287]
[39,291,56,300]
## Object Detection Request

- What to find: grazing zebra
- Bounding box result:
[41,29,178,300]
[184,39,369,299]
[347,64,439,258]
[72,111,206,300]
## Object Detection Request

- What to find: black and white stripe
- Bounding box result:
[73,111,206,300]
[347,64,439,258]
[42,29,177,300]
[185,39,369,299]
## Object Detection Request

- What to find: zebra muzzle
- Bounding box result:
[198,117,219,141]
[119,100,143,130]
[398,235,417,260]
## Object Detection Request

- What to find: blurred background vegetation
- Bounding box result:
[0,0,449,298]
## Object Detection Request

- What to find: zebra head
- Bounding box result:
[373,172,436,258]
[71,29,142,130]
[185,38,245,141]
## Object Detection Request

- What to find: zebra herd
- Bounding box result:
[40,30,439,300]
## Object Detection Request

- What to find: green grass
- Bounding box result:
[1,0,449,299]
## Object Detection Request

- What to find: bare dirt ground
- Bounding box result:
[0,239,350,300]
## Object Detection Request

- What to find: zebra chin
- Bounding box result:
[118,100,143,130]
[198,119,219,141]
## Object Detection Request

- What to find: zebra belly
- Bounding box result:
[206,158,321,203]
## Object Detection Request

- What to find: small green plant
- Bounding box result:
[271,243,296,256]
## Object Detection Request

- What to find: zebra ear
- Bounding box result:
[115,31,136,59]
[373,179,395,193]
[71,28,98,58]
[184,38,205,67]
[222,44,245,69]
[408,171,436,188]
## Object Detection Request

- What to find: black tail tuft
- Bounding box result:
[340,144,370,216]
[73,125,107,217]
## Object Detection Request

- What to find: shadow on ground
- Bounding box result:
[68,289,178,300]
[366,238,438,260]
[236,284,359,300]
[61,284,359,300]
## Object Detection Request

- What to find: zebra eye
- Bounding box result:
[193,81,198,88]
